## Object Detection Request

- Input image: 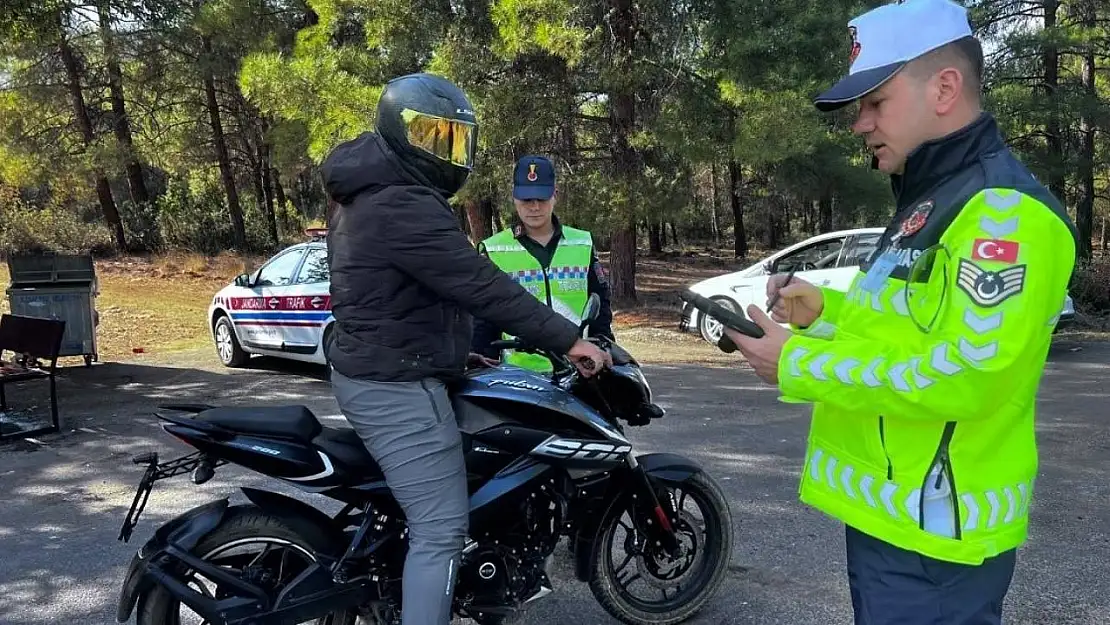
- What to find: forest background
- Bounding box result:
[2,0,1108,324]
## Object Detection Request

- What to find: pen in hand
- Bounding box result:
[766,268,797,313]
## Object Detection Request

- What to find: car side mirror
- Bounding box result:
[762,261,775,275]
[234,273,251,288]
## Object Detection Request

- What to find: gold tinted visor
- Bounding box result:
[401,109,476,169]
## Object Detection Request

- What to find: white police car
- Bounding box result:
[208,229,334,367]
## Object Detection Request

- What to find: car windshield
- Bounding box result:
[774,238,844,272]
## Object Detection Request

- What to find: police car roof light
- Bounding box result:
[304,227,328,240]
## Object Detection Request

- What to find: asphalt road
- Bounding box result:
[2,338,1109,625]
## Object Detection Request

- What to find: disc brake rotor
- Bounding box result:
[635,510,703,590]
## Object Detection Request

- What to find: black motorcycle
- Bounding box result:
[115,295,734,625]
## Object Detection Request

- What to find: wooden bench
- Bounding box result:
[0,314,66,440]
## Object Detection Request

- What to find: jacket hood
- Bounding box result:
[321,131,429,205]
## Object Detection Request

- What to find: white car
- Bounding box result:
[208,230,334,367]
[680,227,1074,345]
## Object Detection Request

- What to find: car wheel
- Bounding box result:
[214,315,249,367]
[698,297,738,345]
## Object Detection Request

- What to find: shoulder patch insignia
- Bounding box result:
[594,262,608,285]
[899,199,934,238]
[956,259,1026,307]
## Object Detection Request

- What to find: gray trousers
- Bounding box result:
[845,525,1016,625]
[330,368,469,625]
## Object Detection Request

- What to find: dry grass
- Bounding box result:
[615,328,748,367]
[0,252,267,364]
[0,250,740,367]
[6,248,1095,369]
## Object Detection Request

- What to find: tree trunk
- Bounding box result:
[249,141,267,240]
[609,221,637,306]
[728,159,747,259]
[608,218,638,303]
[818,188,833,233]
[202,36,246,249]
[97,1,148,207]
[258,115,279,246]
[648,221,663,254]
[1074,0,1095,262]
[1042,0,1067,207]
[465,198,494,242]
[765,202,778,249]
[58,20,125,251]
[669,222,679,247]
[606,0,639,304]
[560,60,578,169]
[260,144,279,246]
[273,169,289,232]
[708,164,721,248]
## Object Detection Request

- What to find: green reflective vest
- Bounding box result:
[482,226,593,372]
[778,187,1076,565]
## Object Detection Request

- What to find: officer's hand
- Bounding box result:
[568,339,612,377]
[724,306,792,385]
[766,274,823,327]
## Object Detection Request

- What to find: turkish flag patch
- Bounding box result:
[971,239,1019,263]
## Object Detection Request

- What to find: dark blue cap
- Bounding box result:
[513,155,555,200]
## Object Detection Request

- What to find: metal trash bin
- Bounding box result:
[5,252,99,366]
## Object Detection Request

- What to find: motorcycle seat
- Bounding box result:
[313,426,384,479]
[196,405,322,441]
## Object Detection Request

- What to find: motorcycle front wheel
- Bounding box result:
[137,506,357,625]
[589,470,734,625]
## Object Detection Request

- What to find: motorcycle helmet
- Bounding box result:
[375,72,479,197]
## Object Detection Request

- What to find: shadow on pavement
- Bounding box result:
[0,353,847,625]
[0,339,1108,624]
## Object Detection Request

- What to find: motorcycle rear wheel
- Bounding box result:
[137,506,357,625]
[589,470,734,625]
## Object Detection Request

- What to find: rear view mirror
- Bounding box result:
[580,293,601,332]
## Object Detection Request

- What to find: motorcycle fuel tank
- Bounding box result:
[450,367,628,444]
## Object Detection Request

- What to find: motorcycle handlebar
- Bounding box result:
[488,338,601,375]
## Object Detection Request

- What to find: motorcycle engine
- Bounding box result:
[456,488,563,618]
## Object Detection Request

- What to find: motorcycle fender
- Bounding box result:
[240,487,338,535]
[116,498,230,623]
[572,452,704,582]
[636,452,704,485]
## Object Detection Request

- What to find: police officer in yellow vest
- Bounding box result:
[723,2,1078,624]
[471,155,613,372]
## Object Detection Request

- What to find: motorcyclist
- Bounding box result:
[320,72,612,625]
